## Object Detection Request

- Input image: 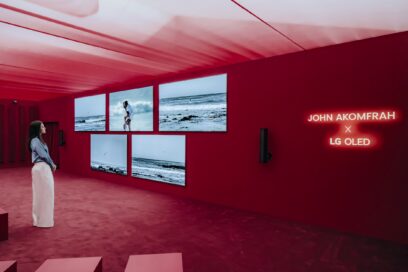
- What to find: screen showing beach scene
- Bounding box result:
[109,86,153,131]
[91,134,127,175]
[132,135,186,186]
[75,94,106,131]
[159,74,227,131]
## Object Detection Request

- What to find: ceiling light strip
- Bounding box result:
[229,0,305,50]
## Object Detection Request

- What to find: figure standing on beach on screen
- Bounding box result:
[123,100,133,131]
[28,121,56,228]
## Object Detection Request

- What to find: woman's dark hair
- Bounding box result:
[123,100,128,107]
[28,120,44,152]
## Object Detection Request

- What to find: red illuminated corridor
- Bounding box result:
[1,1,408,271]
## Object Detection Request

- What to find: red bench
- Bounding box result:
[0,260,17,272]
[35,257,102,272]
[0,208,8,241]
[124,253,183,272]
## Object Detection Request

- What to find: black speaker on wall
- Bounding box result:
[260,128,272,163]
[58,130,66,146]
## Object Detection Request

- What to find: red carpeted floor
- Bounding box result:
[0,167,407,272]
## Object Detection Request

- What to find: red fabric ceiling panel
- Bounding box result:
[1,0,408,101]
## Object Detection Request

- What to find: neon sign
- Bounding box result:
[307,110,399,148]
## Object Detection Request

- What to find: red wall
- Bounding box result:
[0,100,39,167]
[39,32,408,244]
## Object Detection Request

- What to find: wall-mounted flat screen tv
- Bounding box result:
[132,135,186,186]
[159,74,227,131]
[109,86,153,132]
[91,134,127,175]
[74,94,106,131]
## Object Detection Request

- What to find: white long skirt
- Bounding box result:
[32,162,54,227]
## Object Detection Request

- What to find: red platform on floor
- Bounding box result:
[35,257,102,272]
[0,209,8,241]
[125,253,183,272]
[0,260,17,272]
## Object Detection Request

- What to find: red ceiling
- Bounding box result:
[1,0,408,101]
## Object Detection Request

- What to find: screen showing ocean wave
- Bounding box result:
[75,115,105,131]
[160,103,225,112]
[91,161,127,175]
[161,93,225,105]
[159,93,226,131]
[131,157,185,186]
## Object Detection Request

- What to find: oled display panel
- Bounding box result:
[74,94,106,131]
[132,135,186,186]
[91,134,127,175]
[159,74,227,131]
[109,86,153,131]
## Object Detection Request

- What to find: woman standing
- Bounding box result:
[122,100,133,131]
[28,121,56,228]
